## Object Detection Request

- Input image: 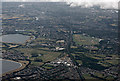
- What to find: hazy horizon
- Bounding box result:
[1,0,119,9]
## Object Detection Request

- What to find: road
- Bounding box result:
[66,29,85,81]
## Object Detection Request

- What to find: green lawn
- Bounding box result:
[42,64,54,69]
[31,61,44,66]
[15,48,61,63]
[83,74,96,80]
[73,34,100,46]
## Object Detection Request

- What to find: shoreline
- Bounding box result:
[0,34,31,44]
[0,59,29,77]
[0,59,22,68]
[1,34,35,46]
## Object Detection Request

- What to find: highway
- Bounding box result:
[66,29,85,81]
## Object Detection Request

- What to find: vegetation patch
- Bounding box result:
[15,48,61,65]
[73,34,100,46]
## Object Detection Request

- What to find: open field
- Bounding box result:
[32,37,55,44]
[83,74,97,80]
[31,61,44,66]
[42,64,54,70]
[15,48,61,66]
[73,34,100,46]
[73,52,119,70]
[85,54,119,66]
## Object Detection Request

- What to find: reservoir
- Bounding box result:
[0,60,22,74]
[0,34,30,44]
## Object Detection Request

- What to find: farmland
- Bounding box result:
[15,48,61,66]
[73,34,100,46]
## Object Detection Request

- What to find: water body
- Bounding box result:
[0,60,21,74]
[0,34,30,44]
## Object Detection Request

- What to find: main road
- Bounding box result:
[66,29,85,81]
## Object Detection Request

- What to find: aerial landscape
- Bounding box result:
[0,1,119,81]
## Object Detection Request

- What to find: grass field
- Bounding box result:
[83,74,97,80]
[73,34,100,46]
[73,52,118,70]
[85,54,119,66]
[31,61,44,66]
[42,64,54,70]
[32,37,55,44]
[15,48,61,66]
[13,36,61,66]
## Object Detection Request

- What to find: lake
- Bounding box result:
[0,34,30,44]
[0,60,22,74]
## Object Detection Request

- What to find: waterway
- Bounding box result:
[0,60,22,74]
[0,34,30,44]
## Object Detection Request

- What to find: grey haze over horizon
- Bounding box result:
[1,0,120,9]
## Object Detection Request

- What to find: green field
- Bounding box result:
[32,37,55,45]
[42,64,54,70]
[73,52,119,71]
[83,74,97,80]
[84,54,119,67]
[31,61,44,66]
[73,34,100,46]
[15,48,61,66]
